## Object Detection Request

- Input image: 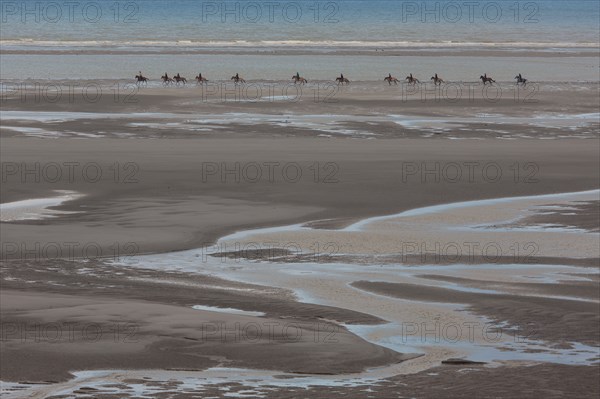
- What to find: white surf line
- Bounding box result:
[344,189,599,232]
[0,190,83,222]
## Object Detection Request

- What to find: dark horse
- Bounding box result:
[161,73,174,86]
[173,73,187,85]
[336,75,350,85]
[430,74,445,86]
[405,73,420,85]
[135,74,148,85]
[195,73,208,85]
[231,74,246,84]
[515,73,527,86]
[384,74,400,85]
[480,74,496,85]
[292,75,308,85]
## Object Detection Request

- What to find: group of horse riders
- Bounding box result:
[135,71,528,87]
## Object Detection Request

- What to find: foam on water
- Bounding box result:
[3,40,599,50]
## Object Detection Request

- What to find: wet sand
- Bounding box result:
[3,364,600,399]
[352,280,600,344]
[1,287,409,383]
[2,50,599,81]
[1,81,599,397]
[2,137,599,260]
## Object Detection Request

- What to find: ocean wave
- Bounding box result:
[1,39,598,49]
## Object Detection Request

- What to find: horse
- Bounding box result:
[231,75,246,84]
[384,75,400,85]
[173,74,187,85]
[336,77,350,85]
[161,74,174,86]
[514,74,527,86]
[480,75,496,85]
[135,74,148,85]
[195,74,208,85]
[292,75,308,85]
[405,74,420,85]
[430,74,445,86]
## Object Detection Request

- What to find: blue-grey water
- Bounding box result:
[1,0,598,48]
[1,1,599,80]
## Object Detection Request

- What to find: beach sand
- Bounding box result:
[1,82,599,397]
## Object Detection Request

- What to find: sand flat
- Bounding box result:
[1,79,598,397]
